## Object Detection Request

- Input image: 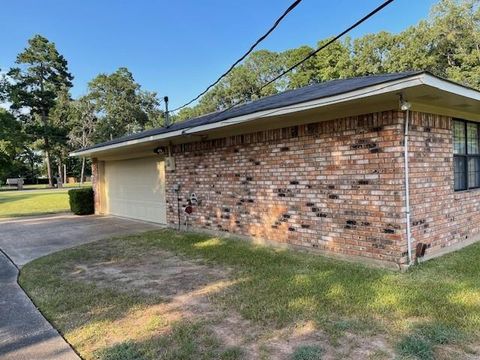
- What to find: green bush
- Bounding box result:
[68,187,94,215]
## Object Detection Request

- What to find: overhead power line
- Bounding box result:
[196,0,396,124]
[259,0,395,91]
[170,0,303,113]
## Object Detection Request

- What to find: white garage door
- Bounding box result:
[104,157,166,224]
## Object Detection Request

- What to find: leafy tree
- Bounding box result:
[175,106,206,123]
[313,38,353,81]
[68,96,97,183]
[208,50,282,104]
[3,35,73,186]
[349,0,480,84]
[283,40,353,88]
[176,50,284,121]
[176,0,480,121]
[282,45,317,89]
[0,109,31,183]
[48,87,73,186]
[87,67,163,141]
[385,22,439,73]
[351,32,396,75]
[428,0,480,87]
[141,91,164,129]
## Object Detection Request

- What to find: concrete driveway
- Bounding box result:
[0,214,162,360]
[0,213,161,266]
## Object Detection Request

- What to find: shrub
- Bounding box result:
[68,187,94,215]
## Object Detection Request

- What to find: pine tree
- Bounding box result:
[5,35,73,186]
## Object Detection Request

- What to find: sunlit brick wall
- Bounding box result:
[407,112,480,257]
[165,111,411,266]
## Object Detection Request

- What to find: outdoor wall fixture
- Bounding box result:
[153,146,165,155]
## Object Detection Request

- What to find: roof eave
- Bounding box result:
[70,73,479,157]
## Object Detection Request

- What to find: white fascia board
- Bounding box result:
[180,76,423,135]
[70,128,187,157]
[71,73,479,157]
[419,74,480,101]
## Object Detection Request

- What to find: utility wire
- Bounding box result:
[207,0,395,120]
[178,0,396,134]
[170,0,303,113]
[259,0,395,90]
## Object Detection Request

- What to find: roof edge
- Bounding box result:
[70,72,480,157]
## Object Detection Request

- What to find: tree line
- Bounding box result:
[176,0,480,120]
[0,38,164,186]
[0,0,478,186]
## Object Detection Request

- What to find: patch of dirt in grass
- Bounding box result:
[67,248,395,359]
[435,344,480,360]
[71,250,228,298]
[247,321,396,360]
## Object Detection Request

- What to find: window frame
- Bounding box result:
[453,118,480,191]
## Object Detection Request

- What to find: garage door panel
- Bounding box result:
[104,157,166,224]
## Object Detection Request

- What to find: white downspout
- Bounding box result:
[401,99,413,266]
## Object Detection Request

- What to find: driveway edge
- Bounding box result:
[0,248,83,360]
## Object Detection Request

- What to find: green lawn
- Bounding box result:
[19,230,480,360]
[0,182,92,191]
[0,189,71,218]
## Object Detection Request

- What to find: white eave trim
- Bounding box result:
[70,73,480,157]
[419,74,480,101]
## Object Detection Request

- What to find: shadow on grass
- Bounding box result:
[96,320,243,360]
[143,231,480,331]
[396,322,470,360]
[19,229,480,359]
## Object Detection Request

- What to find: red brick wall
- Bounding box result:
[165,111,410,265]
[408,112,480,257]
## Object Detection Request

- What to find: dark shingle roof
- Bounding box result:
[79,71,424,152]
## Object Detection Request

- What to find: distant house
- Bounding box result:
[71,71,480,269]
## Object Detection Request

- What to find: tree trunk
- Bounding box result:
[40,64,54,188]
[57,160,63,188]
[26,147,35,182]
[45,146,53,187]
[30,159,35,182]
[80,157,86,185]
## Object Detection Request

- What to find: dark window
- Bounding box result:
[454,121,466,155]
[453,119,480,191]
[468,157,480,188]
[454,157,467,190]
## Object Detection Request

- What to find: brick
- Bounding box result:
[162,110,476,266]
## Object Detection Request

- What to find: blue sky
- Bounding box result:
[0,0,437,109]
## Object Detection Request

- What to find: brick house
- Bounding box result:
[71,71,480,269]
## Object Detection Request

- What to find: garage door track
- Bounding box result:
[0,214,162,359]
